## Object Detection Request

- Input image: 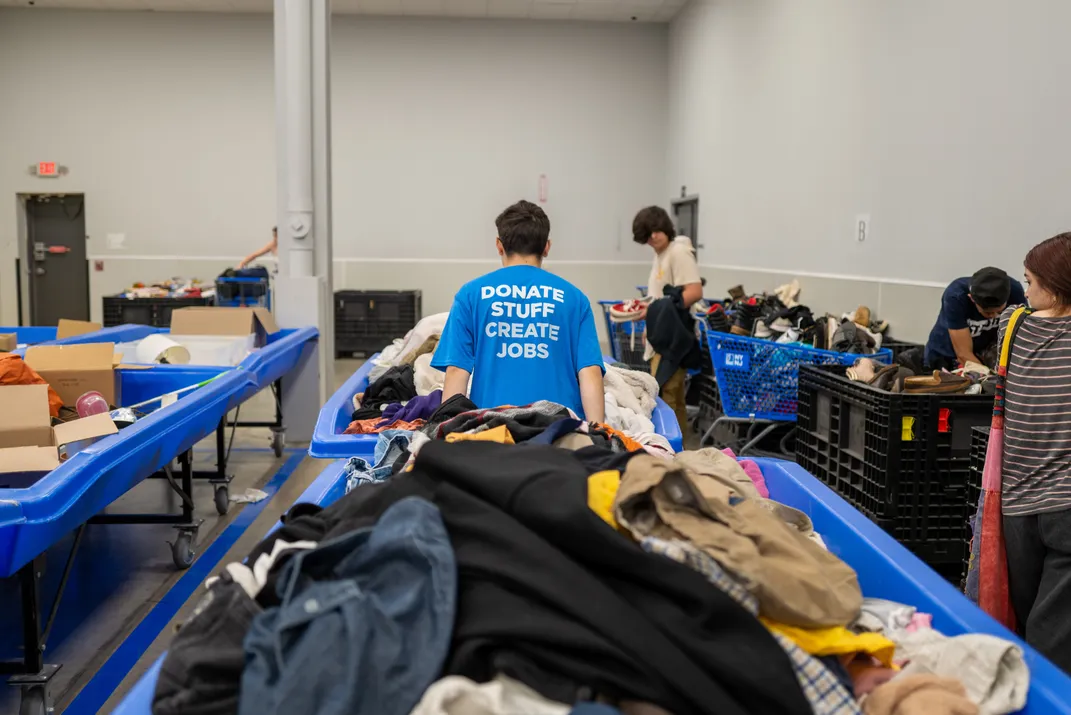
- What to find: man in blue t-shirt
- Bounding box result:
[432,200,605,420]
[925,266,1026,370]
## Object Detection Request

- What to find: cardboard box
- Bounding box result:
[56,319,103,339]
[0,333,16,352]
[0,384,117,482]
[170,307,278,347]
[23,342,119,407]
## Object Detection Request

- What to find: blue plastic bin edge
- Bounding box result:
[308,357,378,459]
[758,458,1071,714]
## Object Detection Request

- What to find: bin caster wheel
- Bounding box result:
[18,687,46,715]
[214,486,230,515]
[171,532,196,569]
[271,428,285,458]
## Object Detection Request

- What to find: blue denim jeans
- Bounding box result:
[344,429,413,493]
[239,496,457,715]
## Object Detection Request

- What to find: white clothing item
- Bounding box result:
[414,353,446,396]
[633,432,675,456]
[892,629,1029,715]
[609,364,659,416]
[410,674,569,715]
[855,598,916,632]
[205,539,317,598]
[775,280,801,308]
[604,393,655,436]
[369,338,405,383]
[396,313,449,365]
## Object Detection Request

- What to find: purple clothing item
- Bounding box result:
[720,448,769,498]
[378,390,443,428]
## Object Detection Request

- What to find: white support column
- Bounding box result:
[273,0,333,443]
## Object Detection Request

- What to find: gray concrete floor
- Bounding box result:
[0,360,364,714]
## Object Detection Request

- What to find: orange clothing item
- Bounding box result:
[592,423,644,452]
[445,425,516,445]
[343,418,426,435]
[0,353,63,417]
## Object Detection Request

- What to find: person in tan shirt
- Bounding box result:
[633,205,703,435]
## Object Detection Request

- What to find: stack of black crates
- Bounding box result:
[795,364,992,577]
[102,295,214,328]
[335,290,422,358]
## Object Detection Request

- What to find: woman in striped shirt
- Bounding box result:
[1002,232,1071,672]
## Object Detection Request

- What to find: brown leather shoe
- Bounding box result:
[903,370,971,394]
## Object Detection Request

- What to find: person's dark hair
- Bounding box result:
[272,226,277,233]
[632,206,676,245]
[495,200,550,256]
[1024,232,1071,307]
[969,267,1013,309]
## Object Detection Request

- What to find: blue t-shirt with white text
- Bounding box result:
[431,265,604,417]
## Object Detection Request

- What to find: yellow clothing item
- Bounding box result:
[588,470,622,529]
[444,425,515,445]
[761,619,897,668]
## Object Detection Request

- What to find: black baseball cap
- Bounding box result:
[970,267,1012,308]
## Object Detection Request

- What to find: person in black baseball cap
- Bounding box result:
[924,266,1026,370]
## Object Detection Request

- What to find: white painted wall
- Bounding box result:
[668,0,1071,342]
[0,9,667,335]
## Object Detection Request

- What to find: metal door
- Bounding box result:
[672,196,700,256]
[25,194,90,325]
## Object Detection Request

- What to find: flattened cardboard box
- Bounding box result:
[0,384,117,480]
[56,318,103,339]
[170,307,278,347]
[0,333,16,352]
[23,342,119,407]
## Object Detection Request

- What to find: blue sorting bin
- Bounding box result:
[112,457,1071,715]
[310,354,683,459]
[0,326,57,346]
[0,364,250,579]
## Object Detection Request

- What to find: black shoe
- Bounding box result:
[706,306,731,333]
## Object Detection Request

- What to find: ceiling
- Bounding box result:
[0,0,685,22]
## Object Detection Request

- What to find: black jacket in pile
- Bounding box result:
[646,285,702,386]
[253,441,810,715]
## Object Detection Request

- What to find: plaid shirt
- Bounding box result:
[641,537,861,715]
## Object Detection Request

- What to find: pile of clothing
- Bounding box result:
[350,313,663,441]
[704,282,888,356]
[152,439,1030,715]
[118,277,211,299]
[846,357,994,396]
[345,389,673,493]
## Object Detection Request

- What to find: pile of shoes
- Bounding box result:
[846,357,995,395]
[708,281,888,356]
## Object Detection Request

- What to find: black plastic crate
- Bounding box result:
[795,364,993,566]
[102,295,214,327]
[881,337,924,363]
[335,290,422,358]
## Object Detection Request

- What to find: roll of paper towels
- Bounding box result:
[136,334,191,365]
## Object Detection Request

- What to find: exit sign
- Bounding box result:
[37,162,59,177]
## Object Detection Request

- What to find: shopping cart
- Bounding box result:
[700,323,892,455]
[598,300,648,370]
[216,269,271,309]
